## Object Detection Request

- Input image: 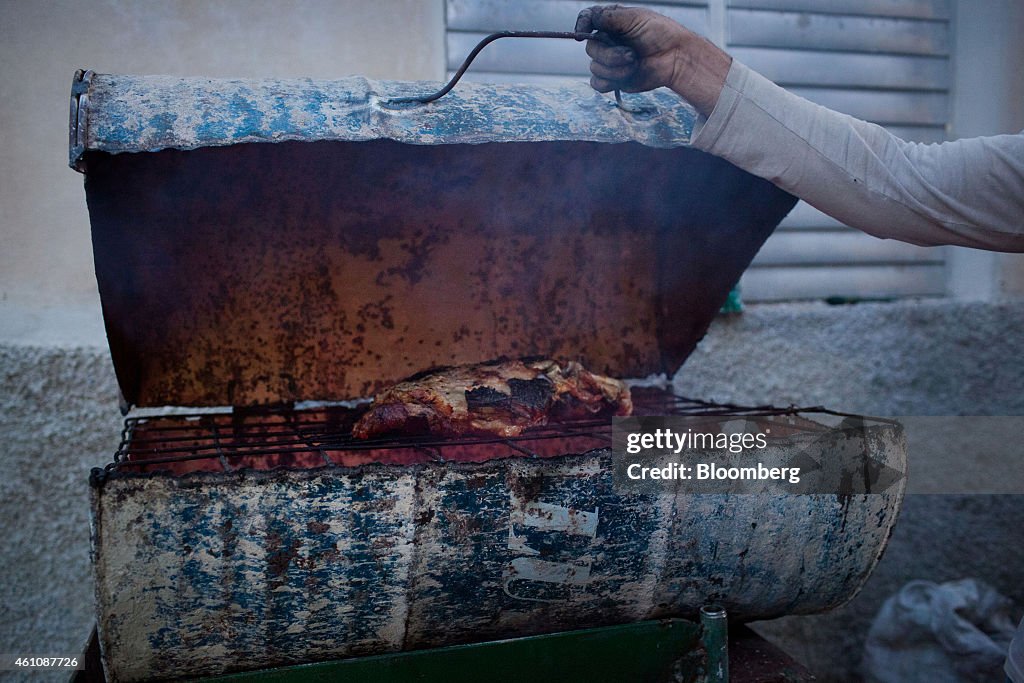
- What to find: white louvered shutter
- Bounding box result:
[445,0,952,302]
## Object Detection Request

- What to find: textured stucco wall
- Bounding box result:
[676,299,1024,416]
[2,299,1022,681]
[0,344,122,680]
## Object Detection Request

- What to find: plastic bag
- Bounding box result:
[864,578,1017,682]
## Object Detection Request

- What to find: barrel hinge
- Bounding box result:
[69,69,94,173]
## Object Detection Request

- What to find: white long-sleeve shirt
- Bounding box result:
[691,60,1024,253]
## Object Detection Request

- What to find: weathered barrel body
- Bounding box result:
[92,419,904,682]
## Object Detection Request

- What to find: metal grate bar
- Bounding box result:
[287,414,334,467]
[109,391,848,476]
[505,441,539,458]
[210,422,232,472]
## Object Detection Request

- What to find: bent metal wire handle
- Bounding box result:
[386,30,641,112]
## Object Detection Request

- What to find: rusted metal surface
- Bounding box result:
[73,71,795,407]
[85,139,794,407]
[91,415,905,682]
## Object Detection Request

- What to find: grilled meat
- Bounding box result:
[352,358,632,439]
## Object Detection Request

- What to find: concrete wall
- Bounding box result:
[0,345,122,676]
[0,0,445,313]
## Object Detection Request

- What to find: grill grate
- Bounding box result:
[107,390,817,477]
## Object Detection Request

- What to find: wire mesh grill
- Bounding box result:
[109,389,815,477]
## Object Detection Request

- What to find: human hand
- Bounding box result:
[575,4,731,116]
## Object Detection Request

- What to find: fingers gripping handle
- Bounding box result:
[385,31,648,115]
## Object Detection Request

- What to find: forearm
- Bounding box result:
[690,61,1024,252]
[665,32,731,117]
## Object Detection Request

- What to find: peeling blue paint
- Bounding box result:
[79,74,696,162]
[229,93,265,138]
[146,111,178,142]
[92,431,904,681]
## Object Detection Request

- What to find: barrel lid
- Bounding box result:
[74,70,795,408]
[71,71,696,168]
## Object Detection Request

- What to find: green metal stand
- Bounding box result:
[701,605,730,683]
[207,615,729,683]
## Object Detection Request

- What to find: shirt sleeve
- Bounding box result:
[690,60,1024,253]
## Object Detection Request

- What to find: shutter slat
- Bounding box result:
[445,0,950,302]
[728,0,949,20]
[788,87,947,125]
[753,231,945,265]
[448,31,589,74]
[449,70,584,87]
[740,264,946,301]
[732,47,948,90]
[447,1,709,36]
[729,9,950,55]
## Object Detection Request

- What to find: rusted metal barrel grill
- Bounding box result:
[71,68,905,681]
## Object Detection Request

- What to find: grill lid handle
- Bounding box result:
[384,30,653,116]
